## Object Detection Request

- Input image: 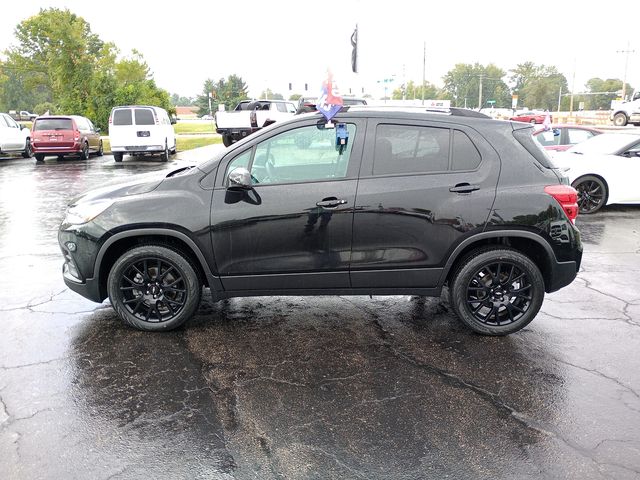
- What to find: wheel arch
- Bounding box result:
[442,231,556,292]
[95,229,214,300]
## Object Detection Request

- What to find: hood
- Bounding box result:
[68,166,194,206]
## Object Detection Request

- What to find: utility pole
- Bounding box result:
[617,42,635,101]
[557,85,562,113]
[478,74,483,110]
[422,41,426,105]
[569,59,576,116]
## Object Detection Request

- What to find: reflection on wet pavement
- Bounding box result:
[1,153,640,479]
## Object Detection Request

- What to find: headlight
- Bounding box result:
[64,199,114,225]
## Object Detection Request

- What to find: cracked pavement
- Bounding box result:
[1,151,640,479]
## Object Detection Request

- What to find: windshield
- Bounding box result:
[34,118,73,131]
[567,134,640,154]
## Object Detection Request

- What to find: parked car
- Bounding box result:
[59,107,581,336]
[610,93,640,126]
[0,112,32,158]
[32,115,103,161]
[215,100,297,147]
[9,110,38,122]
[553,133,640,213]
[533,124,602,152]
[200,114,215,120]
[108,105,177,162]
[510,111,549,124]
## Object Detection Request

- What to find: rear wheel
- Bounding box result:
[35,153,44,162]
[449,248,545,336]
[572,175,607,214]
[613,112,628,127]
[114,152,123,162]
[222,133,233,147]
[107,245,202,331]
[529,119,537,124]
[80,142,89,160]
[160,141,169,162]
[97,140,103,157]
[22,138,32,158]
[57,155,65,161]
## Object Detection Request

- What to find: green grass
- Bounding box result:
[173,122,216,134]
[101,135,221,154]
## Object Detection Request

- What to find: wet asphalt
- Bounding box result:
[0,150,639,480]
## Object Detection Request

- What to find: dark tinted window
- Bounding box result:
[112,109,132,126]
[452,130,481,170]
[33,118,74,131]
[373,124,450,175]
[134,109,155,125]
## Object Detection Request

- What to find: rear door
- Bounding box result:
[210,118,365,292]
[350,118,500,289]
[0,114,23,150]
[109,108,137,147]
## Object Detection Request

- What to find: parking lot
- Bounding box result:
[1,150,639,479]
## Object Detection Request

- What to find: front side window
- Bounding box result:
[374,124,450,175]
[248,124,356,185]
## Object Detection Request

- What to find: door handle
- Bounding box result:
[316,198,348,209]
[449,183,480,193]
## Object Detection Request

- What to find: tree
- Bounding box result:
[392,80,440,100]
[289,93,302,101]
[442,63,510,108]
[195,75,249,115]
[170,93,193,106]
[509,63,568,110]
[584,78,630,110]
[260,89,284,100]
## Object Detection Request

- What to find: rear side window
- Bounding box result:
[112,109,132,126]
[374,124,450,175]
[134,109,155,125]
[514,128,555,168]
[34,119,74,131]
[452,130,482,170]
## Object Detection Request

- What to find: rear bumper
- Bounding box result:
[32,142,81,154]
[111,145,164,154]
[546,252,582,293]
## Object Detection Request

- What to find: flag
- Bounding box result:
[543,110,552,131]
[351,25,358,73]
[317,71,343,122]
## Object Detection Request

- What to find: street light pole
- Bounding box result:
[617,42,635,101]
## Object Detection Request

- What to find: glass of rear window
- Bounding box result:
[112,109,133,126]
[34,119,74,131]
[134,109,155,125]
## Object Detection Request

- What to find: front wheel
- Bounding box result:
[22,138,32,158]
[572,175,607,214]
[97,140,104,157]
[160,141,169,162]
[449,248,545,336]
[613,112,628,127]
[530,119,537,124]
[114,152,123,162]
[107,245,202,331]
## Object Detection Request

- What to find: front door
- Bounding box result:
[211,119,365,292]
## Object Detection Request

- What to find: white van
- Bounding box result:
[108,105,176,162]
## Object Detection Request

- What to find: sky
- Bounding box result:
[0,0,638,101]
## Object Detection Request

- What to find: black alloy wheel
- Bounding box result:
[450,248,544,335]
[22,138,32,158]
[572,175,607,214]
[107,245,202,331]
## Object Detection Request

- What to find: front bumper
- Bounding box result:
[59,228,106,303]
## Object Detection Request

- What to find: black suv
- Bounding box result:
[59,107,582,335]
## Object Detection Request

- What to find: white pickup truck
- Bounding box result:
[215,100,297,146]
[611,91,640,126]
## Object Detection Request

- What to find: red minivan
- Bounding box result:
[32,115,103,161]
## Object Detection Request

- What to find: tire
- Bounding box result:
[530,119,537,124]
[572,175,608,214]
[449,247,545,336]
[97,140,103,157]
[170,139,177,155]
[80,142,89,160]
[107,245,202,331]
[22,138,32,158]
[160,141,169,162]
[222,133,233,147]
[57,155,65,161]
[613,112,628,127]
[114,152,123,162]
[35,153,44,162]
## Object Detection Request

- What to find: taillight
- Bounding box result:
[108,115,112,125]
[545,185,578,223]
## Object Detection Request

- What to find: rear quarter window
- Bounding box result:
[34,119,74,131]
[112,109,132,126]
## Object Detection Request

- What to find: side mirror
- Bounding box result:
[95,127,101,133]
[170,117,177,125]
[227,167,252,189]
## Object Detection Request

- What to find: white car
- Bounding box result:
[552,133,640,213]
[108,105,176,162]
[0,112,32,158]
